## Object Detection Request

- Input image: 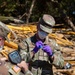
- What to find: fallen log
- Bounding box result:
[7,24,74,46]
[4,41,18,49]
[64,57,75,61]
[0,16,24,24]
[49,34,74,46]
[54,69,74,75]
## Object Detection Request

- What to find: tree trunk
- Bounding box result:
[51,0,75,31]
[26,0,36,24]
[65,16,75,31]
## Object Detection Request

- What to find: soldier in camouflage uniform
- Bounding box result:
[18,14,64,75]
[0,21,33,75]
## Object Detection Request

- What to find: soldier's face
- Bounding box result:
[0,36,4,51]
[37,30,48,40]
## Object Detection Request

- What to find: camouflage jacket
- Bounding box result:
[18,34,64,75]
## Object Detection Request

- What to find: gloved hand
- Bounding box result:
[32,41,43,53]
[42,45,53,56]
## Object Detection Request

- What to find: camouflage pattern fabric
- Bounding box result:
[5,34,64,75]
[19,34,64,75]
[0,21,10,37]
[25,70,33,75]
[53,50,64,68]
[6,61,33,75]
[0,50,33,75]
[47,38,64,69]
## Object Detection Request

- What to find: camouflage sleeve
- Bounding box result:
[52,50,64,69]
[19,49,33,63]
[18,40,34,63]
[25,70,33,75]
[50,40,64,69]
[18,41,28,51]
[51,40,61,51]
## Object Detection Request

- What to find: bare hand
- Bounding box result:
[17,61,28,72]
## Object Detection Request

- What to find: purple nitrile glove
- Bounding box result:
[32,41,43,53]
[42,45,53,56]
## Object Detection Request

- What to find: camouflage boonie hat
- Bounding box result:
[38,14,55,33]
[0,21,10,41]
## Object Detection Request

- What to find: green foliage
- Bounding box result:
[0,0,75,22]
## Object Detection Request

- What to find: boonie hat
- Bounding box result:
[0,21,10,42]
[38,14,55,33]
